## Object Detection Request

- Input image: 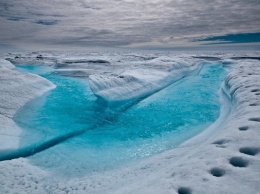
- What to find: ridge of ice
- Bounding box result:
[89,58,199,103]
[0,59,15,70]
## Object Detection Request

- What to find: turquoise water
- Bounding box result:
[14,64,226,176]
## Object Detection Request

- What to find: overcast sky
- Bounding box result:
[0,0,260,50]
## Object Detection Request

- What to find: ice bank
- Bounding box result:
[89,58,199,103]
[0,59,55,152]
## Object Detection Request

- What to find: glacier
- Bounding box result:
[0,51,259,194]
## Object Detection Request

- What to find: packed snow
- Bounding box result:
[0,51,259,194]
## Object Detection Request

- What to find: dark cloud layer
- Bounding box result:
[35,20,59,26]
[0,0,259,49]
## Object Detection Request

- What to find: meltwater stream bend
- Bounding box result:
[12,64,226,176]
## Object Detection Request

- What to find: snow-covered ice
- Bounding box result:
[0,51,259,194]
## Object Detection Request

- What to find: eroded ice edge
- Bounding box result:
[0,51,259,194]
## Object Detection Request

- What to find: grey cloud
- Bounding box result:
[0,0,259,49]
[49,27,150,47]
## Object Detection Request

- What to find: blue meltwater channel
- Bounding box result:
[14,64,226,176]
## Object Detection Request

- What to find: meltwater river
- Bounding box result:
[14,63,226,176]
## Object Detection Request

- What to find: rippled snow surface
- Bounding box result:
[15,64,226,176]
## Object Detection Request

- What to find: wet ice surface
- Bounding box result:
[14,63,225,176]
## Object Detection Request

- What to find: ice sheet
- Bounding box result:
[0,52,259,194]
